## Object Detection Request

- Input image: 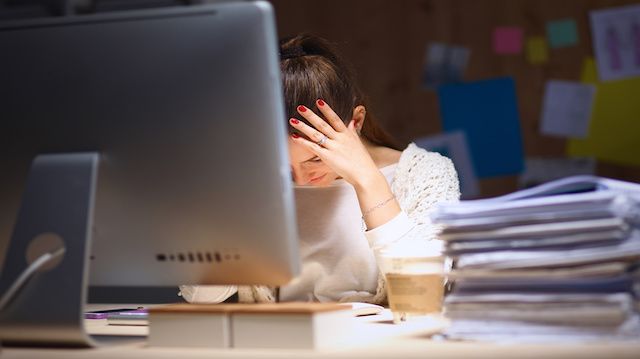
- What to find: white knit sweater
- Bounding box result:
[179,143,460,305]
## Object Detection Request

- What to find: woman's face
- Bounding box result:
[288,138,339,187]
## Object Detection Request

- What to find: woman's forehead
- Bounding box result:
[288,140,316,162]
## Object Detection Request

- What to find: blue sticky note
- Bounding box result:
[437,77,524,178]
[546,19,579,48]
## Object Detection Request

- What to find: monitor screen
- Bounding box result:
[0,2,300,289]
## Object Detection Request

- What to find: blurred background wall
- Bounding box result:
[269,0,640,198]
[2,0,639,198]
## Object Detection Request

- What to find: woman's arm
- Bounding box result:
[345,150,461,304]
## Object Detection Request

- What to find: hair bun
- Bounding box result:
[280,45,306,60]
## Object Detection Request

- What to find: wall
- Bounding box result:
[270,0,640,197]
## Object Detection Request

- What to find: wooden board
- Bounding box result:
[271,0,640,196]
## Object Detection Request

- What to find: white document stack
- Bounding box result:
[431,175,640,343]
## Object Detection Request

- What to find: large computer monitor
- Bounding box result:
[0,1,299,346]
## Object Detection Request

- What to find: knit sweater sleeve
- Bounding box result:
[393,144,461,242]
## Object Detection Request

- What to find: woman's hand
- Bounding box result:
[289,99,401,230]
[288,99,382,189]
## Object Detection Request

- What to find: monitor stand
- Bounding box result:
[0,152,101,347]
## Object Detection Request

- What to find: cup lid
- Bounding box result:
[379,240,443,258]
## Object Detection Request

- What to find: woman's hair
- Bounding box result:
[279,33,401,150]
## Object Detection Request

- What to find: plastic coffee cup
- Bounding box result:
[380,240,445,324]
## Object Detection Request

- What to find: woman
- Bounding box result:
[180,34,460,305]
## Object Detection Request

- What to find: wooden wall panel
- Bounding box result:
[270,0,640,197]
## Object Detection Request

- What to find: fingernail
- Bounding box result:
[291,133,300,138]
[317,99,325,106]
[297,105,307,112]
[290,118,299,124]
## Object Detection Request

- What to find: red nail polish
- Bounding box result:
[297,105,307,112]
[317,99,325,106]
[291,133,300,138]
[290,118,299,124]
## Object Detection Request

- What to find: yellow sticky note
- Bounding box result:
[526,37,548,65]
[580,57,598,83]
[567,57,640,166]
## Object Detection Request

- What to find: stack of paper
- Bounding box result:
[432,175,640,342]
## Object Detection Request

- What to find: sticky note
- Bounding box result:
[526,37,549,64]
[580,57,599,83]
[546,18,579,48]
[422,43,470,89]
[520,157,596,189]
[493,27,524,54]
[445,46,471,84]
[568,57,640,166]
[540,80,596,138]
[437,77,524,178]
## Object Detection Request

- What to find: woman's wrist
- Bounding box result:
[352,170,388,193]
[352,170,401,230]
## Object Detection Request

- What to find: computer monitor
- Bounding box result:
[0,1,299,346]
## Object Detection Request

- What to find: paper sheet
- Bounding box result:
[413,131,479,199]
[567,57,640,166]
[437,77,524,178]
[454,234,640,270]
[590,4,640,81]
[519,157,596,189]
[540,80,596,138]
[422,43,470,89]
[443,317,640,344]
[451,262,628,280]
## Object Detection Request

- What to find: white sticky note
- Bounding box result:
[540,80,596,138]
[446,46,470,82]
[519,157,596,189]
[422,43,470,89]
[413,131,479,199]
[590,4,640,81]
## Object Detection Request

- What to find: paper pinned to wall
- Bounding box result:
[580,57,599,83]
[546,18,579,48]
[519,157,596,189]
[590,4,640,81]
[493,27,524,54]
[437,77,524,178]
[414,131,480,199]
[526,37,549,65]
[540,80,596,138]
[422,42,470,89]
[567,57,640,167]
[447,46,471,83]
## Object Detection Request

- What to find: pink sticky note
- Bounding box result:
[493,27,524,54]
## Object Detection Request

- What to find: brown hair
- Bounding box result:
[279,34,401,150]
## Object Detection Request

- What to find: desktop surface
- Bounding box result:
[4,308,640,359]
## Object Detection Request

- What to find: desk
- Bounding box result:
[3,309,640,359]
